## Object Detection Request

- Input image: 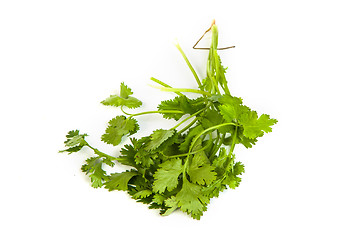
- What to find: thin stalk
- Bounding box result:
[229,126,238,155]
[182,135,205,176]
[175,42,202,88]
[188,122,239,153]
[210,75,220,94]
[86,144,116,160]
[213,52,230,95]
[208,25,222,95]
[222,126,238,172]
[120,106,131,115]
[121,106,183,118]
[150,85,211,96]
[150,77,184,97]
[86,143,137,167]
[172,106,208,132]
[165,133,213,159]
[130,110,183,118]
[209,130,220,157]
[209,133,226,160]
[177,117,198,135]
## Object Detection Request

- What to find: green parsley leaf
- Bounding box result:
[134,149,156,167]
[202,179,226,198]
[64,130,88,147]
[133,189,153,199]
[89,165,108,188]
[104,171,138,191]
[118,138,141,167]
[223,127,258,148]
[59,130,88,154]
[218,103,249,123]
[101,82,142,109]
[157,96,205,120]
[179,125,204,152]
[153,158,183,193]
[200,109,222,129]
[152,194,166,205]
[239,112,278,139]
[101,116,139,146]
[236,130,258,148]
[187,151,217,185]
[81,157,109,188]
[144,129,175,151]
[218,94,243,106]
[233,161,245,175]
[162,196,179,216]
[120,82,133,98]
[101,95,142,109]
[176,179,209,220]
[223,171,242,189]
[200,109,232,134]
[212,147,233,176]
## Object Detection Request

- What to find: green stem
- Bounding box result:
[182,135,205,176]
[120,106,131,115]
[175,42,202,88]
[172,106,207,132]
[210,75,220,94]
[178,102,211,135]
[206,23,231,95]
[209,130,220,158]
[222,126,238,173]
[86,144,116,160]
[182,122,237,176]
[229,126,238,155]
[86,142,137,167]
[130,110,183,118]
[150,77,184,97]
[209,133,225,160]
[177,117,198,135]
[188,122,238,153]
[165,134,213,159]
[204,175,227,191]
[121,106,183,118]
[220,74,231,95]
[150,85,211,96]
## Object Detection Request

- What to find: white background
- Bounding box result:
[1,0,359,239]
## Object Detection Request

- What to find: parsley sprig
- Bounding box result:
[60,22,277,220]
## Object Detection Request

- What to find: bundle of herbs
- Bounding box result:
[60,22,277,219]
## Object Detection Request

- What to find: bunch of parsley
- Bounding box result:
[61,23,277,220]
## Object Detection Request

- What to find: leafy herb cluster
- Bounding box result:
[60,23,277,219]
